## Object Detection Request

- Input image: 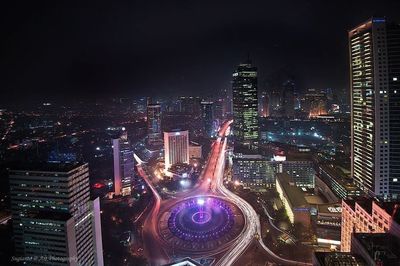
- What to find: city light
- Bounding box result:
[197,198,205,206]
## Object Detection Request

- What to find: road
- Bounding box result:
[139,120,311,265]
[138,165,169,266]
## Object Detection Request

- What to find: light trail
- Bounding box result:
[214,125,311,266]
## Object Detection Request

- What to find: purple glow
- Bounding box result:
[191,211,211,224]
[197,198,205,205]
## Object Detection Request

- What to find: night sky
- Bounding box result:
[2,0,400,101]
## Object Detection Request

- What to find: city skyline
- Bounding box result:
[2,3,400,266]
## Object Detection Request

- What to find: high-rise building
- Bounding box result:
[164,130,189,170]
[259,90,269,117]
[340,198,400,252]
[213,98,224,120]
[282,79,296,118]
[232,60,259,150]
[222,87,233,117]
[147,104,162,144]
[349,18,400,199]
[201,101,214,137]
[113,131,135,196]
[9,162,104,266]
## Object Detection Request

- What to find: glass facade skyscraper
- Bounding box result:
[232,60,259,150]
[349,18,400,199]
[147,104,162,144]
[201,101,214,137]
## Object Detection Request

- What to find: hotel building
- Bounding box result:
[164,130,189,170]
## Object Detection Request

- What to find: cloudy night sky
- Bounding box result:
[1,0,400,101]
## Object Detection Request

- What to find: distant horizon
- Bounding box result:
[2,1,399,100]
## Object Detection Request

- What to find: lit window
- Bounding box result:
[393,77,398,81]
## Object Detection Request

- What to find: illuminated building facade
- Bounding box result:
[232,153,315,191]
[9,163,104,266]
[164,130,189,170]
[147,104,162,144]
[275,173,311,227]
[317,164,362,199]
[201,101,214,137]
[273,160,315,188]
[232,154,275,190]
[349,18,400,199]
[341,199,400,252]
[113,132,135,196]
[232,60,259,150]
[303,88,328,118]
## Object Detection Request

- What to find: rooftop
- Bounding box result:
[353,233,400,264]
[344,198,400,224]
[8,161,87,173]
[319,164,360,191]
[313,252,366,266]
[276,173,309,208]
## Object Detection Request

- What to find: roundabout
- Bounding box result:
[158,196,245,253]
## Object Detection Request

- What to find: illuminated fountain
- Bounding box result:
[159,196,244,252]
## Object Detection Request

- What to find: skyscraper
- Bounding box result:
[349,18,400,199]
[201,101,214,137]
[164,130,189,170]
[259,90,269,117]
[232,60,259,150]
[9,162,104,266]
[147,104,162,144]
[113,131,135,196]
[282,79,296,118]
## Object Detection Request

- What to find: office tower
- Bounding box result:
[282,79,296,118]
[113,131,135,196]
[164,130,189,170]
[259,90,269,117]
[147,104,162,144]
[222,87,233,117]
[232,60,259,150]
[9,163,104,266]
[213,98,224,120]
[349,18,400,199]
[341,198,400,252]
[179,96,201,115]
[201,101,214,137]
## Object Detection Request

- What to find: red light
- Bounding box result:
[93,183,105,189]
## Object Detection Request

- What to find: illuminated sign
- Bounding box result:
[273,155,286,162]
[327,207,342,213]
